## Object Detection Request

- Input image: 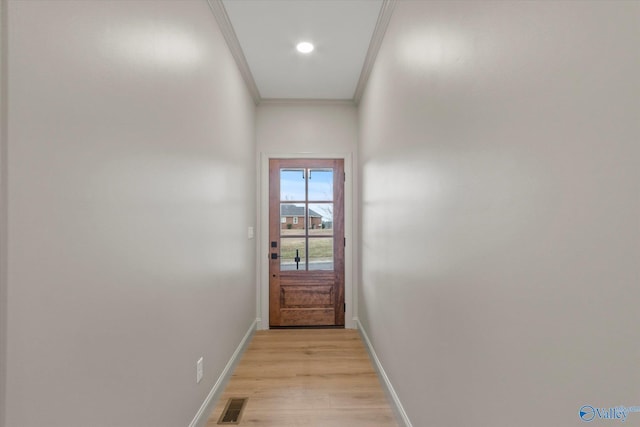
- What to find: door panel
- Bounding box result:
[269,159,345,327]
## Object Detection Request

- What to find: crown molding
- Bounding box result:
[353,0,396,105]
[260,98,356,107]
[206,0,262,105]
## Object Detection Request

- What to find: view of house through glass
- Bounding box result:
[280,168,334,271]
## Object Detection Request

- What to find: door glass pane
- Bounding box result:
[280,169,305,201]
[280,238,306,271]
[308,169,333,201]
[308,238,333,271]
[308,203,333,236]
[280,203,306,236]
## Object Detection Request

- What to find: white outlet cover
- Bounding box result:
[248,226,254,240]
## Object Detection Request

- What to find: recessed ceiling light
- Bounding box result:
[296,41,314,54]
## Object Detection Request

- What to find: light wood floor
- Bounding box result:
[206,329,398,427]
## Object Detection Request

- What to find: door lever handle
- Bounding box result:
[271,253,279,260]
[294,249,300,270]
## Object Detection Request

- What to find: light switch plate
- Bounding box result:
[248,226,254,240]
[196,357,204,383]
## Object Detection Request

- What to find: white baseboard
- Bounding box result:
[355,318,413,427]
[188,318,257,427]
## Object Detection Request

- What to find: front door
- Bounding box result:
[269,159,345,327]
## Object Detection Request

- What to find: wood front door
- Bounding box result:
[269,159,345,327]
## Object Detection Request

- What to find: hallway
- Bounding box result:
[2,1,639,426]
[206,329,397,427]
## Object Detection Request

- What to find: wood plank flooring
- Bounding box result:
[206,329,398,427]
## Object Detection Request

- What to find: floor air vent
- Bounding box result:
[218,397,248,425]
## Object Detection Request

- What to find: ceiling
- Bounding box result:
[217,0,390,102]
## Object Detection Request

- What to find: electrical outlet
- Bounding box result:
[248,226,254,240]
[196,357,204,384]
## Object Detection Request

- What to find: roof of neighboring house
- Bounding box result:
[280,204,323,218]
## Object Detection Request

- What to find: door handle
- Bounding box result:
[271,253,279,259]
[294,249,300,270]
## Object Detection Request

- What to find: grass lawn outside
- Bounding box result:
[280,237,333,262]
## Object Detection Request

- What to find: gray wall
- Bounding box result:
[358,1,640,426]
[1,0,8,424]
[3,1,256,426]
[257,102,358,154]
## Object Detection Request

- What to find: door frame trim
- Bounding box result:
[258,152,355,330]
